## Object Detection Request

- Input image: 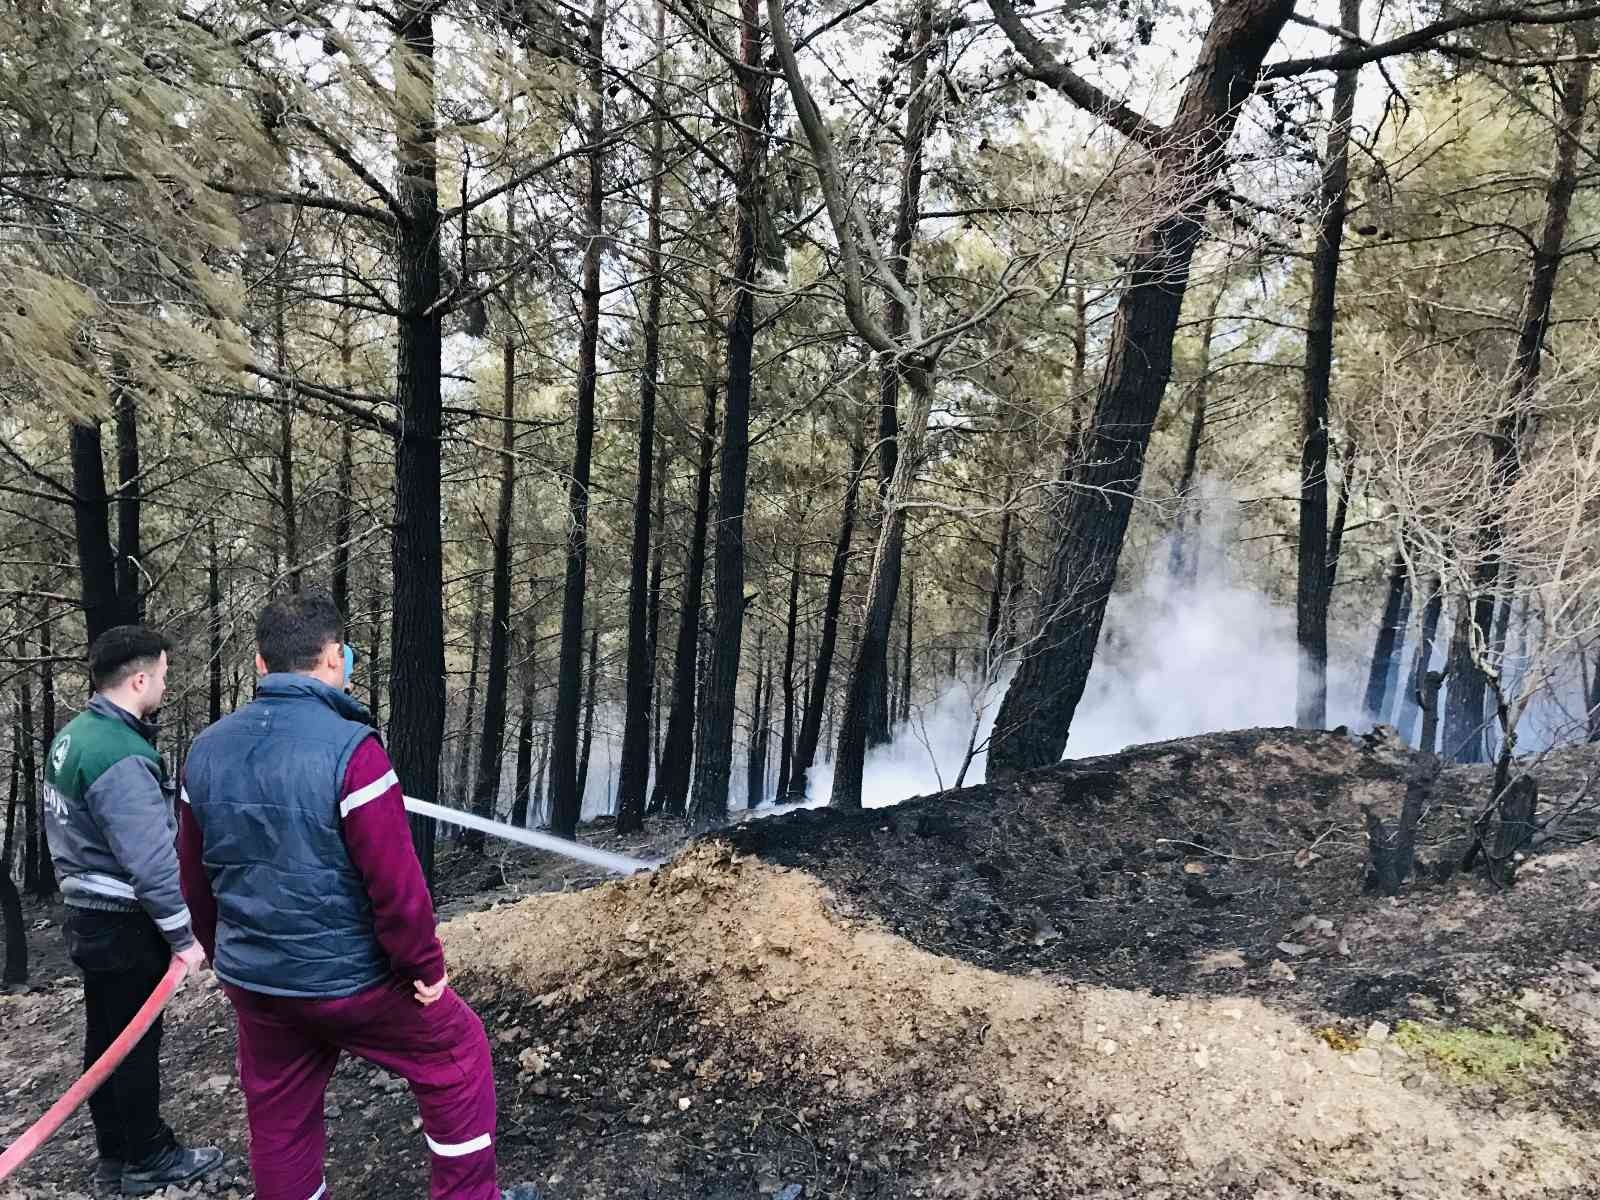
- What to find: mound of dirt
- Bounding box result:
[449,839,1598,1198]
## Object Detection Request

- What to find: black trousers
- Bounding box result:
[62,907,177,1163]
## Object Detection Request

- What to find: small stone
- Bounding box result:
[1193,1046,1211,1070]
[1107,1112,1134,1134]
[1366,1021,1391,1045]
[325,1104,342,1119]
[1099,1039,1119,1056]
[1268,960,1297,983]
[1347,1048,1383,1077]
[677,1096,691,1111]
[1276,941,1310,958]
[1403,1074,1423,1091]
[775,1186,805,1200]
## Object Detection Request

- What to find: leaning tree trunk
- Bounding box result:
[1363,545,1410,723]
[549,0,608,838]
[788,435,863,800]
[390,0,448,881]
[466,309,519,853]
[650,382,716,818]
[987,0,1297,775]
[616,8,668,834]
[1295,0,1360,731]
[1444,33,1591,763]
[688,0,766,829]
[832,371,936,809]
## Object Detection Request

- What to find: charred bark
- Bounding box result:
[1295,0,1360,730]
[988,0,1297,774]
[788,436,863,800]
[390,0,448,881]
[549,0,608,839]
[688,0,767,829]
[650,382,717,818]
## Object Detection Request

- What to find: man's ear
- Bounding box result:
[326,641,343,674]
[255,653,269,677]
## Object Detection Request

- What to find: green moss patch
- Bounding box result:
[1394,1017,1567,1087]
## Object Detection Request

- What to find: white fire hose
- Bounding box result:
[402,796,664,875]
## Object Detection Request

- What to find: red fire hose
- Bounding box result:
[0,956,189,1184]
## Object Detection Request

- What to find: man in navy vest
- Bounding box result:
[178,591,540,1200]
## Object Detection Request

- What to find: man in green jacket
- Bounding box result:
[44,625,223,1197]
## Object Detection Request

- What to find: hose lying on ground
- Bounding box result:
[0,956,190,1184]
[0,802,658,1181]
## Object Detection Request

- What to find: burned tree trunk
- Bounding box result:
[576,624,599,809]
[832,370,935,809]
[775,545,801,802]
[390,0,448,881]
[332,423,355,615]
[1445,34,1592,764]
[616,11,668,834]
[17,638,41,897]
[453,572,486,807]
[1419,669,1447,756]
[1363,758,1435,896]
[35,607,57,897]
[275,304,300,591]
[1362,546,1410,723]
[115,381,145,621]
[549,0,609,839]
[208,521,224,723]
[1295,0,1361,731]
[70,421,121,643]
[789,436,864,800]
[467,321,520,851]
[688,0,767,830]
[650,382,717,818]
[2,727,26,986]
[511,663,535,829]
[1169,282,1224,581]
[747,635,766,808]
[987,0,1297,774]
[1398,575,1443,746]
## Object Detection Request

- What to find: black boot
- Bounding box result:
[120,1144,225,1197]
[92,1158,123,1195]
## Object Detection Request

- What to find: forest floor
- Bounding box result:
[5,727,1600,1199]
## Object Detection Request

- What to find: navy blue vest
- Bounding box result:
[185,675,389,998]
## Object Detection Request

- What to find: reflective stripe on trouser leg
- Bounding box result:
[410,992,498,1200]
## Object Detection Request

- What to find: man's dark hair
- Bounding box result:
[89,625,173,691]
[257,591,345,674]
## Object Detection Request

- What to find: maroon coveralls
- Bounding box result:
[179,738,499,1200]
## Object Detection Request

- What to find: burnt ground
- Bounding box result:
[5,726,1600,1200]
[725,727,1600,1025]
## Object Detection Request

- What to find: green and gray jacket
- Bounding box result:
[43,695,194,950]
